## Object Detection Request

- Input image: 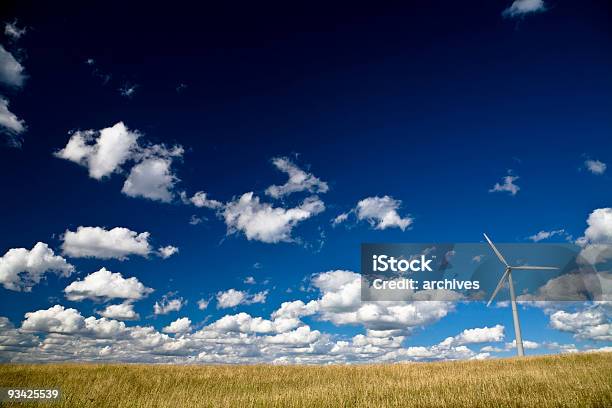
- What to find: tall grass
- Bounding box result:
[1,352,610,407]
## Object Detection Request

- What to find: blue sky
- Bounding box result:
[0,0,610,363]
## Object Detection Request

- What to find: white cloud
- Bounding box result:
[206,312,276,334]
[162,317,192,334]
[516,271,611,303]
[54,122,139,180]
[502,0,546,18]
[244,276,256,285]
[157,245,178,259]
[549,307,611,341]
[312,270,454,333]
[264,326,321,346]
[197,299,210,310]
[355,196,412,231]
[578,208,612,245]
[64,268,153,302]
[0,279,529,364]
[440,325,505,348]
[3,276,604,364]
[576,208,612,264]
[0,97,26,142]
[251,291,268,304]
[216,289,268,309]
[505,339,539,350]
[20,305,127,340]
[97,302,139,321]
[61,226,153,260]
[331,212,349,227]
[153,294,185,315]
[271,300,318,328]
[21,305,86,334]
[122,157,178,202]
[489,172,520,196]
[265,157,328,198]
[0,45,26,88]
[585,159,606,175]
[216,289,245,308]
[183,191,223,209]
[528,229,565,242]
[4,21,27,40]
[0,242,74,291]
[55,122,184,202]
[222,192,324,243]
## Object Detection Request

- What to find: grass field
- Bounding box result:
[0,352,610,407]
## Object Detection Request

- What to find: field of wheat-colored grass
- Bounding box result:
[0,352,610,407]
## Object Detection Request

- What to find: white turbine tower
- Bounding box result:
[483,233,558,357]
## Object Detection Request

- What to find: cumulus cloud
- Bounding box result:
[122,157,178,202]
[64,268,153,302]
[585,159,606,175]
[153,294,185,315]
[97,302,139,321]
[333,196,413,230]
[0,277,591,364]
[312,270,454,333]
[354,196,412,230]
[489,172,520,196]
[265,157,328,198]
[20,305,128,340]
[216,289,268,309]
[0,97,26,143]
[440,325,505,348]
[528,229,566,242]
[0,45,26,88]
[0,242,74,291]
[222,192,324,243]
[3,300,482,364]
[505,339,540,350]
[54,122,139,180]
[549,306,611,341]
[157,245,179,259]
[578,208,612,245]
[61,226,153,260]
[244,276,256,285]
[21,305,86,334]
[264,326,321,346]
[517,271,611,303]
[162,317,192,334]
[55,122,184,202]
[502,0,546,18]
[576,208,612,264]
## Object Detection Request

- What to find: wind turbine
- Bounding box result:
[483,233,558,357]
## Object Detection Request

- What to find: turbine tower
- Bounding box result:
[483,233,558,357]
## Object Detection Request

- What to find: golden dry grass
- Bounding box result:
[0,352,610,407]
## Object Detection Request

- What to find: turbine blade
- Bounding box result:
[511,266,558,270]
[487,268,509,307]
[483,233,509,267]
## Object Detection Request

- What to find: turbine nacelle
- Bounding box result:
[483,233,558,306]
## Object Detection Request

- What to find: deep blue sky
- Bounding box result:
[0,1,611,362]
